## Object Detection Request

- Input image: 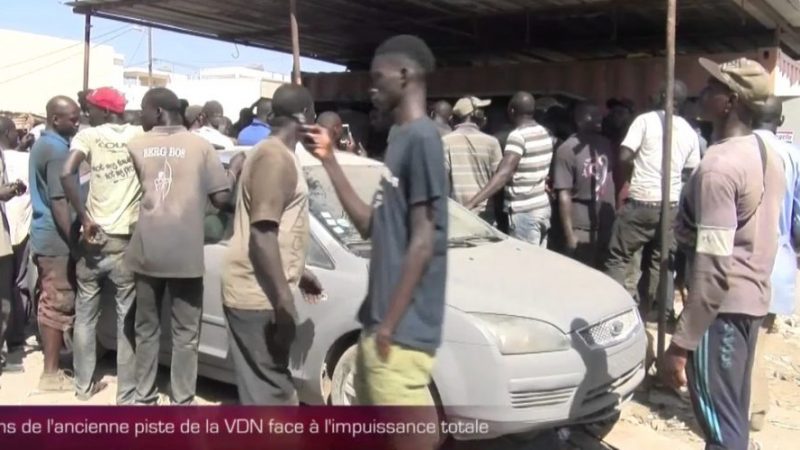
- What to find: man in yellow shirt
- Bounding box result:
[60,87,143,403]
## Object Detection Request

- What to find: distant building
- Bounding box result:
[0,28,124,116]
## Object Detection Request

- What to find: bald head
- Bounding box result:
[432,101,452,120]
[754,96,784,133]
[509,91,536,123]
[657,79,688,108]
[203,100,224,119]
[46,96,80,138]
[317,111,343,142]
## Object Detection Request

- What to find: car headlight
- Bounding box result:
[470,313,570,355]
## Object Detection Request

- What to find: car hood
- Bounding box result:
[446,239,636,333]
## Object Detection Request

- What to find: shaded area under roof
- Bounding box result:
[71,0,783,69]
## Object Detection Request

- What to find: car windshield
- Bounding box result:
[304,164,503,252]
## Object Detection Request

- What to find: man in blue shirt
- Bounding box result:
[751,95,800,430]
[29,95,81,392]
[237,98,272,145]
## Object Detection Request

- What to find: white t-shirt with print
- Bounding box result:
[621,111,700,202]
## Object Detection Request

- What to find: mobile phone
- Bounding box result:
[341,124,352,144]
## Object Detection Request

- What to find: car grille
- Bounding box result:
[579,309,640,348]
[581,363,643,406]
[510,386,575,409]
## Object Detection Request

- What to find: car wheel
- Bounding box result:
[330,345,359,406]
[583,410,622,439]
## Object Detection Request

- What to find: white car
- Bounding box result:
[98,147,646,439]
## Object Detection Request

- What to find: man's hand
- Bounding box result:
[0,184,17,201]
[301,125,336,161]
[299,268,326,304]
[661,344,689,389]
[565,232,578,253]
[80,216,104,247]
[375,324,394,362]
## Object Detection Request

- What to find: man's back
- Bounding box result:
[623,111,700,202]
[237,120,271,146]
[677,134,784,320]
[72,123,143,236]
[755,129,800,315]
[442,122,502,221]
[504,123,554,213]
[29,131,70,256]
[125,126,230,278]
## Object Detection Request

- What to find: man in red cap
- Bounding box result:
[59,86,143,403]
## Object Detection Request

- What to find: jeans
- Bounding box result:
[509,207,551,247]
[134,274,203,405]
[224,306,297,405]
[604,200,676,313]
[73,236,136,404]
[687,314,761,450]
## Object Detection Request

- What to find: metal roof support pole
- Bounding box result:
[83,13,91,92]
[657,0,676,369]
[290,0,301,85]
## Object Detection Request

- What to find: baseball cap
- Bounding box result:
[698,57,772,107]
[86,87,127,114]
[452,96,491,118]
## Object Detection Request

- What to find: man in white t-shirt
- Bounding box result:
[604,81,700,320]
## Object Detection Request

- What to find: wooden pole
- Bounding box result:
[657,0,677,366]
[290,0,301,85]
[148,27,154,88]
[82,14,91,92]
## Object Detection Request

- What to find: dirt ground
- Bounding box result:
[1,309,799,449]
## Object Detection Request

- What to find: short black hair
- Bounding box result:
[374,35,436,72]
[271,84,313,119]
[203,100,224,117]
[142,88,182,113]
[254,98,273,116]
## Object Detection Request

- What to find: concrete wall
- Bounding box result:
[0,29,123,116]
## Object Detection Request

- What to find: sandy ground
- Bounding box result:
[2,303,799,448]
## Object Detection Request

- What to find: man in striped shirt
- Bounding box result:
[466,91,554,246]
[442,96,502,224]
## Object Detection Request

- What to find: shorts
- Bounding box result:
[354,333,435,406]
[34,255,76,332]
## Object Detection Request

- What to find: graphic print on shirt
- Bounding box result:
[581,154,610,196]
[90,138,136,184]
[154,160,173,203]
[143,146,187,205]
[371,166,399,210]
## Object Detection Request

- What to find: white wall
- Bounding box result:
[0,29,123,115]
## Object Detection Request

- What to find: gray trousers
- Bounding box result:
[6,239,32,348]
[134,275,202,405]
[73,236,136,404]
[604,200,676,313]
[224,306,297,405]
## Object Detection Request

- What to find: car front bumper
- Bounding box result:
[434,322,647,440]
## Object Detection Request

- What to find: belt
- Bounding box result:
[626,199,679,208]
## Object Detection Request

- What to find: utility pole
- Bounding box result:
[82,14,91,92]
[290,0,301,85]
[148,26,153,88]
[657,0,677,368]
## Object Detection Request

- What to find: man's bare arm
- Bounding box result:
[558,190,576,248]
[249,222,296,317]
[51,197,73,246]
[465,152,521,209]
[379,202,436,334]
[60,150,87,221]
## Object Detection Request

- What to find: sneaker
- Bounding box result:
[76,380,109,401]
[38,369,75,392]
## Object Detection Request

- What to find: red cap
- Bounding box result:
[86,87,127,114]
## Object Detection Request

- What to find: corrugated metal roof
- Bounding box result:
[71,0,776,68]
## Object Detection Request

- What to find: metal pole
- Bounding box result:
[82,14,91,92]
[290,0,301,85]
[657,0,677,366]
[148,27,154,88]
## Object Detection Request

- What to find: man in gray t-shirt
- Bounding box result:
[127,88,235,406]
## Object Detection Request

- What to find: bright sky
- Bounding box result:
[0,0,344,74]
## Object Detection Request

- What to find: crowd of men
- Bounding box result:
[0,32,799,450]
